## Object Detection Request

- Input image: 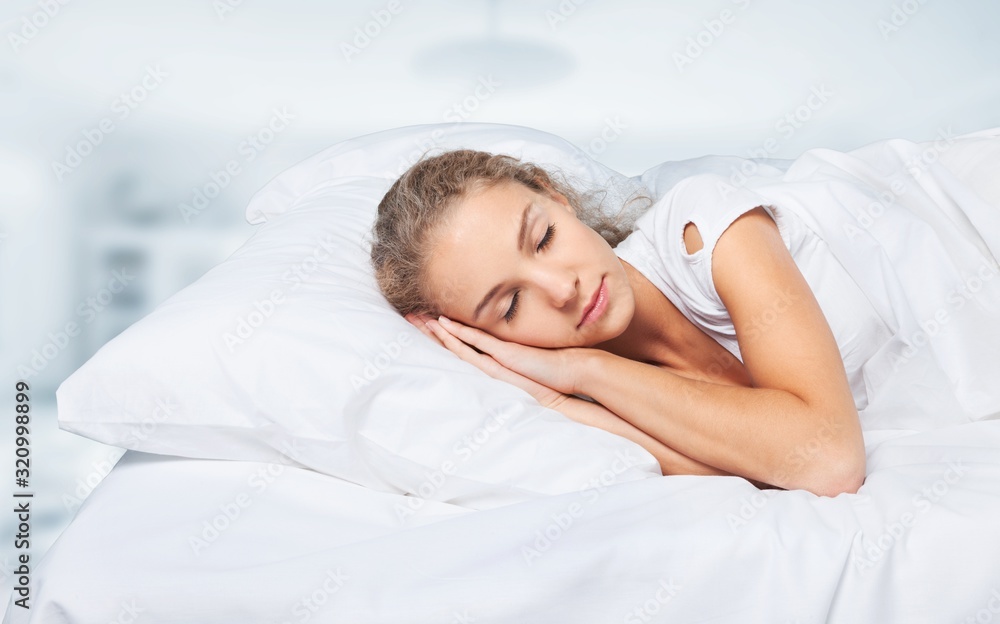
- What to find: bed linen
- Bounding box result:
[619,127,1000,432]
[8,124,1000,623]
[52,123,665,512]
[5,419,1000,623]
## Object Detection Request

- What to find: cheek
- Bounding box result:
[572,224,605,252]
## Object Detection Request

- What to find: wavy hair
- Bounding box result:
[369,148,651,318]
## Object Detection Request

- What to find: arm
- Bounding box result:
[546,394,734,478]
[413,310,760,481]
[574,207,866,497]
[548,394,779,490]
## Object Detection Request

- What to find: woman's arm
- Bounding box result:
[572,207,866,497]
[548,394,779,490]
[413,312,773,485]
[573,353,847,494]
[546,394,734,477]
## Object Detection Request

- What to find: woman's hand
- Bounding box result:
[404,313,584,409]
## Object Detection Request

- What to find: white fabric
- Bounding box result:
[54,123,662,511]
[615,129,1000,431]
[243,122,649,225]
[6,421,1000,623]
[23,124,1000,623]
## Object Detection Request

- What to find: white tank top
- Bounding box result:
[613,132,1000,432]
[614,174,893,414]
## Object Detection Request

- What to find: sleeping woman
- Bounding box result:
[368,136,1000,498]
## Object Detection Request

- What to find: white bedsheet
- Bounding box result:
[9,128,1000,622]
[5,419,1000,623]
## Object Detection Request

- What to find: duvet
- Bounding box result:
[5,420,1000,623]
[6,125,1000,623]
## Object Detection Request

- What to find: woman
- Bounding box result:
[369,136,1000,497]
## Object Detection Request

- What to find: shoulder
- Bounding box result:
[684,205,776,254]
[662,173,784,261]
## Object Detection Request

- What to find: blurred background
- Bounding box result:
[1,0,998,609]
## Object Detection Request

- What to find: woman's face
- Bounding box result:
[424,179,636,348]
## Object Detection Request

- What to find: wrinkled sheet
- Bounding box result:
[8,128,1000,623]
[638,126,1000,431]
[5,420,1000,623]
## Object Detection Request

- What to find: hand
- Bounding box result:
[404,313,582,408]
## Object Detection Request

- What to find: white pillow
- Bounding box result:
[245,121,649,224]
[56,122,662,511]
[638,154,794,202]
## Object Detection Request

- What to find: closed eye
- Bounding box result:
[537,222,556,252]
[504,223,557,323]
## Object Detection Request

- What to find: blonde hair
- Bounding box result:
[369,148,651,318]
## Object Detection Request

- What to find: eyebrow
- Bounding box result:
[473,200,533,322]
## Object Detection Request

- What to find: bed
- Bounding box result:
[6,122,1000,623]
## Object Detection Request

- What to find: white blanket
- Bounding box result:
[636,126,1000,431]
[5,420,1000,623]
[7,129,1000,623]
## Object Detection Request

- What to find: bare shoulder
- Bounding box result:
[708,206,857,418]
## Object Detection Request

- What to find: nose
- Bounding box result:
[534,265,578,309]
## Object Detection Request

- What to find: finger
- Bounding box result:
[427,319,498,368]
[436,316,504,356]
[418,324,441,346]
[427,321,564,404]
[405,312,434,326]
[410,317,446,349]
[431,318,487,355]
[425,319,466,352]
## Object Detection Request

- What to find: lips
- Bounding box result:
[578,277,604,328]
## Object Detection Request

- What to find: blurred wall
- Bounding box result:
[1,0,998,609]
